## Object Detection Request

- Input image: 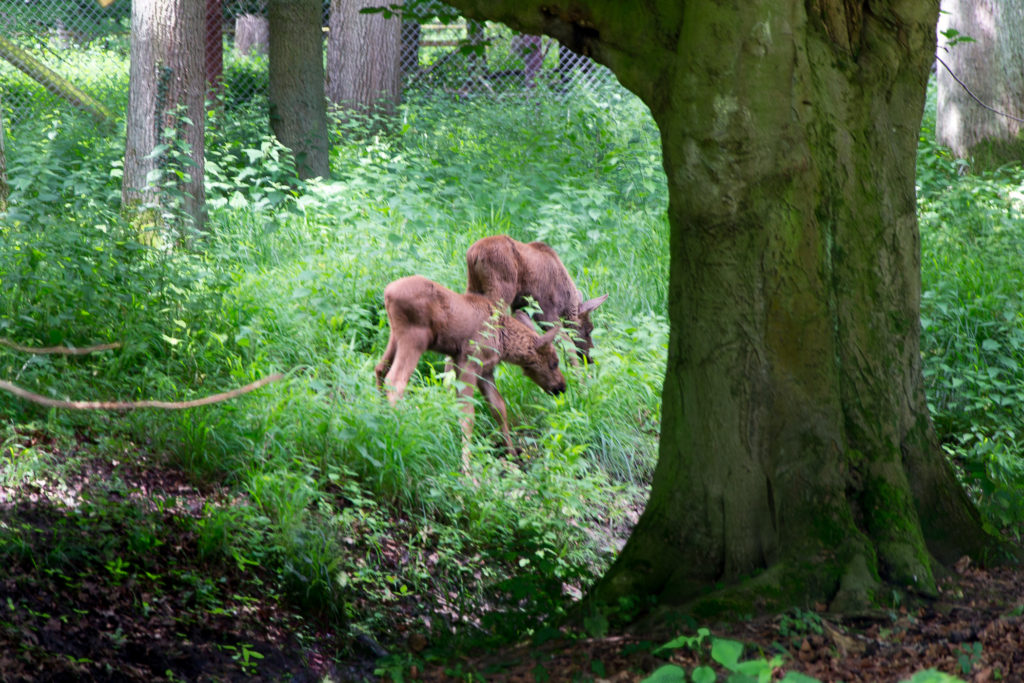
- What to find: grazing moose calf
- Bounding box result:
[466,235,608,364]
[375,275,566,457]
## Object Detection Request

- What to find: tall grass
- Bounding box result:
[2,76,668,642]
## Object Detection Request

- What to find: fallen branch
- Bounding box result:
[0,34,113,124]
[0,373,284,410]
[0,338,122,355]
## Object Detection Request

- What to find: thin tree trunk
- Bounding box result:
[268,0,330,180]
[206,0,224,99]
[122,0,206,235]
[517,35,543,88]
[936,0,1024,168]
[326,0,403,117]
[442,0,1004,618]
[0,88,7,213]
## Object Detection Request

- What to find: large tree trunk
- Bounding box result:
[936,0,1024,168]
[443,0,1004,618]
[325,0,403,117]
[122,0,206,234]
[268,0,330,180]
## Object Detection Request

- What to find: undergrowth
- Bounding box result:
[1,71,667,654]
[918,78,1024,540]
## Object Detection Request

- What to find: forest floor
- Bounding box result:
[1,435,1023,682]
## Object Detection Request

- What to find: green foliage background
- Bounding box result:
[1,44,667,645]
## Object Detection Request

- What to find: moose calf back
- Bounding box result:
[466,235,607,362]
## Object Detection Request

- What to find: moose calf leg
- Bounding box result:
[477,377,515,455]
[455,376,479,472]
[381,328,431,406]
[374,332,398,391]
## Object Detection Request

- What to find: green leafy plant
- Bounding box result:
[918,75,1024,539]
[777,608,824,646]
[956,642,983,676]
[643,632,821,683]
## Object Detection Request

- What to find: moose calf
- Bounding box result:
[375,275,566,457]
[466,235,608,364]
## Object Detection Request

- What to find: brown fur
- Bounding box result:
[466,235,608,363]
[374,275,566,455]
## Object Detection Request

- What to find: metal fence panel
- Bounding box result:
[0,1,615,126]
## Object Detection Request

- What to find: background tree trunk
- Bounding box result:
[0,89,7,213]
[325,0,403,117]
[268,0,329,180]
[400,19,421,83]
[235,13,269,56]
[122,0,206,234]
[442,0,1002,618]
[936,0,1024,168]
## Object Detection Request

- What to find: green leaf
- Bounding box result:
[780,673,822,682]
[711,638,744,670]
[640,664,688,683]
[691,667,716,683]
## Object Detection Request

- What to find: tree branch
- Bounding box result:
[0,338,122,355]
[0,374,284,411]
[936,55,1024,125]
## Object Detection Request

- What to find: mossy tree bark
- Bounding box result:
[936,0,1024,169]
[444,0,1005,616]
[268,0,330,180]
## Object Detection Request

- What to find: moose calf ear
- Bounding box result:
[580,293,609,314]
[513,310,536,329]
[535,326,561,348]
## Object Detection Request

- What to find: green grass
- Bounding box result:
[1,74,667,649]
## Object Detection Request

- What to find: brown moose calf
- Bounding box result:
[375,275,566,457]
[466,235,608,364]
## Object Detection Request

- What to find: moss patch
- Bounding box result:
[862,469,937,595]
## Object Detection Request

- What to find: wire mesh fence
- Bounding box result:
[0,0,615,127]
[0,0,130,125]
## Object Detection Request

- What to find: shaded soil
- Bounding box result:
[417,563,1024,682]
[2,433,1023,682]
[0,434,365,682]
